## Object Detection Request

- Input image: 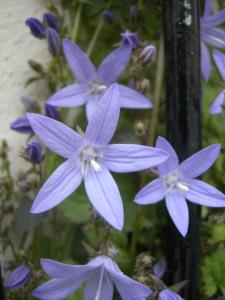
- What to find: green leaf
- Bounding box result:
[212,224,225,243]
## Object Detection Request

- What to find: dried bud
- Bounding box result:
[102,10,113,23]
[139,45,157,63]
[47,28,61,56]
[25,18,46,39]
[134,120,148,137]
[21,97,40,112]
[28,60,44,73]
[45,104,60,121]
[129,5,139,22]
[121,30,138,49]
[25,141,44,164]
[10,117,33,134]
[137,79,151,93]
[43,12,60,33]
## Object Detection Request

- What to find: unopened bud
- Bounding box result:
[25,18,46,39]
[43,12,60,32]
[47,28,61,56]
[139,44,157,63]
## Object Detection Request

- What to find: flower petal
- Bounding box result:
[153,260,167,279]
[63,39,96,83]
[86,98,98,121]
[118,84,153,109]
[203,0,212,17]
[84,166,124,230]
[201,8,225,27]
[165,192,189,237]
[179,144,221,178]
[213,49,225,82]
[134,178,164,205]
[31,159,82,213]
[84,272,113,300]
[6,265,31,290]
[40,259,96,279]
[27,113,83,158]
[156,137,179,175]
[85,83,120,146]
[201,42,211,81]
[110,272,151,300]
[104,144,169,173]
[32,277,83,300]
[201,27,225,48]
[47,84,88,107]
[10,116,33,134]
[210,89,225,114]
[186,179,225,207]
[159,289,184,300]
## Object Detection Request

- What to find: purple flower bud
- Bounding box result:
[25,141,44,164]
[5,265,31,290]
[43,12,60,33]
[102,10,113,22]
[45,104,60,121]
[153,259,167,279]
[139,44,157,63]
[47,28,61,56]
[25,18,46,39]
[10,117,33,134]
[121,30,138,49]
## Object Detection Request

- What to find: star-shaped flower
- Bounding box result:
[27,84,168,230]
[135,137,225,236]
[32,256,152,300]
[47,38,152,120]
[210,49,225,114]
[201,0,225,81]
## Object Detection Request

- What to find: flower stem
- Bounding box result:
[71,3,82,42]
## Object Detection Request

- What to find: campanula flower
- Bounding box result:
[32,256,152,300]
[27,84,168,230]
[11,104,60,134]
[47,28,61,56]
[135,137,225,236]
[5,265,31,290]
[43,12,60,33]
[26,141,44,164]
[210,50,225,114]
[121,30,138,49]
[47,38,152,120]
[158,289,184,300]
[201,0,225,80]
[25,18,46,38]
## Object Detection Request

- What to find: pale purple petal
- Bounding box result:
[32,277,83,300]
[84,166,124,230]
[27,113,83,158]
[104,144,169,173]
[47,84,88,107]
[40,259,96,279]
[213,50,225,81]
[110,272,151,300]
[118,84,152,109]
[201,8,225,27]
[186,179,225,207]
[159,289,184,300]
[201,27,225,48]
[6,265,31,290]
[179,144,221,178]
[86,98,98,121]
[134,178,164,205]
[85,84,120,146]
[165,192,189,237]
[153,260,167,279]
[10,116,33,134]
[201,42,211,81]
[31,159,82,213]
[97,44,132,86]
[84,272,113,300]
[63,39,96,83]
[203,0,212,17]
[210,89,225,114]
[156,137,179,176]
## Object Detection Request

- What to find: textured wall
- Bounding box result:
[0,0,49,174]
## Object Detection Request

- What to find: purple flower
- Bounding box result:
[158,289,184,300]
[32,256,152,300]
[201,0,225,81]
[47,28,61,56]
[43,12,60,33]
[102,10,114,22]
[26,141,44,164]
[5,265,31,290]
[153,260,167,279]
[27,84,168,230]
[47,38,151,120]
[135,137,225,236]
[121,30,138,49]
[210,50,225,114]
[25,18,46,38]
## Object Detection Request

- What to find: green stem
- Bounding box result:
[147,36,164,146]
[51,209,57,258]
[71,4,82,42]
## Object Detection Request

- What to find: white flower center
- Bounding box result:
[81,146,102,175]
[88,81,107,95]
[164,171,189,193]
